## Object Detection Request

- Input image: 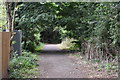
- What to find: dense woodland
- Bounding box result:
[1,2,120,62]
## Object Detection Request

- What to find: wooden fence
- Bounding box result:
[0,32,11,79]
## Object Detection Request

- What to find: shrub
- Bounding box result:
[9,51,38,78]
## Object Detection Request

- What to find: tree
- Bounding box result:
[13,2,119,60]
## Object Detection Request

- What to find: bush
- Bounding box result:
[9,51,38,78]
[57,37,77,50]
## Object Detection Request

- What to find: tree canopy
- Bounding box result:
[4,2,120,60]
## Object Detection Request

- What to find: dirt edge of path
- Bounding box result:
[68,53,118,78]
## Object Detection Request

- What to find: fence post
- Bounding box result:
[0,32,2,79]
[0,32,11,79]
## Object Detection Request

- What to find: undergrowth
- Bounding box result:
[70,52,118,77]
[9,51,39,78]
[57,37,77,50]
[35,42,44,51]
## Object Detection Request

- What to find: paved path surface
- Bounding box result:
[41,44,60,51]
[37,44,88,78]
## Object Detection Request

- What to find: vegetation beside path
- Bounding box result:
[58,38,118,78]
[69,53,118,78]
[35,42,44,51]
[57,38,78,50]
[9,51,39,78]
[9,42,44,78]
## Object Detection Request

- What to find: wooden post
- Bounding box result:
[0,32,2,79]
[0,32,11,79]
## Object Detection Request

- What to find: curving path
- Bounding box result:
[37,44,88,78]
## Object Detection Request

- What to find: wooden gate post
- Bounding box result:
[0,32,2,79]
[0,32,11,79]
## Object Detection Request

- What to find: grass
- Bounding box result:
[9,51,39,78]
[35,42,44,51]
[57,37,77,50]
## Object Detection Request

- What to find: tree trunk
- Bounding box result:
[5,2,12,32]
[11,3,17,32]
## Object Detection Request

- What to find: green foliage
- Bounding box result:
[15,2,63,51]
[7,2,119,78]
[0,1,7,31]
[56,2,119,59]
[35,42,44,51]
[14,2,119,59]
[57,37,77,50]
[9,51,38,78]
[97,63,118,73]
